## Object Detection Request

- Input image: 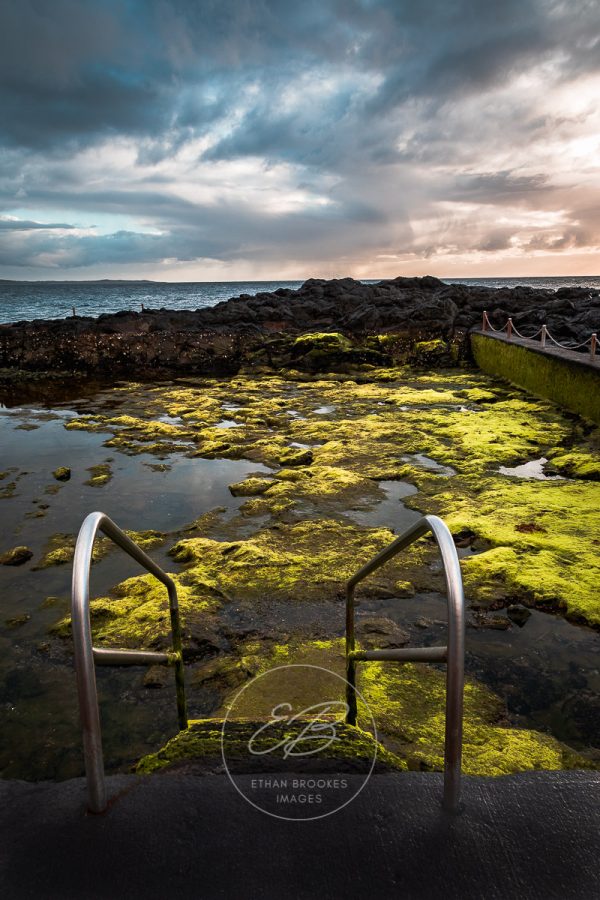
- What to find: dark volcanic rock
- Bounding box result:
[0,276,598,378]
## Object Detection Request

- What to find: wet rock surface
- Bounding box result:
[1,275,599,376]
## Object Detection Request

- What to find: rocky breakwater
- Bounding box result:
[1,276,599,378]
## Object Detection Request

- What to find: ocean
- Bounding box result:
[1,276,599,325]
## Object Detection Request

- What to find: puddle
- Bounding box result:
[289,441,323,449]
[286,410,304,418]
[346,480,421,532]
[157,414,184,426]
[499,457,564,480]
[214,419,244,429]
[314,405,336,415]
[402,453,456,476]
[221,403,242,412]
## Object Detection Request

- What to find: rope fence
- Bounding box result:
[481,311,597,362]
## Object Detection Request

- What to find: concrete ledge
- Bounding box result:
[471,332,600,424]
[1,771,598,899]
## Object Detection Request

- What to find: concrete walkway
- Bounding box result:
[1,770,598,899]
[472,328,600,370]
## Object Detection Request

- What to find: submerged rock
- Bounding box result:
[507,604,532,627]
[4,614,31,628]
[0,546,33,566]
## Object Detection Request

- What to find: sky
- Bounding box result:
[0,0,599,282]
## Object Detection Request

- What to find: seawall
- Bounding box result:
[471,332,600,425]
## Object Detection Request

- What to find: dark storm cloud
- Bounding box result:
[0,0,598,273]
[2,0,597,154]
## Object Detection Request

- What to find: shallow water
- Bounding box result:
[499,457,563,480]
[0,401,271,780]
[346,480,421,532]
[402,453,457,477]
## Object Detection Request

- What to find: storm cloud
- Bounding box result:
[0,0,598,278]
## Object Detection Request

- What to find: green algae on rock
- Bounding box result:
[53,571,218,650]
[36,528,165,571]
[4,613,31,628]
[34,534,76,569]
[546,449,600,481]
[424,478,600,626]
[52,466,71,481]
[85,463,112,487]
[233,466,383,522]
[278,446,313,466]
[168,518,420,604]
[357,659,583,776]
[409,338,454,367]
[135,717,403,775]
[228,476,275,497]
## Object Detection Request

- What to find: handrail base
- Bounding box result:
[350,646,447,663]
[93,648,177,666]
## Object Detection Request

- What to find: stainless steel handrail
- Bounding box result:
[72,511,188,813]
[345,514,465,812]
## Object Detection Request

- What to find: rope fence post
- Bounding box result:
[481,317,596,362]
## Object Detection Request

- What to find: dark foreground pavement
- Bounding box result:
[0,771,598,899]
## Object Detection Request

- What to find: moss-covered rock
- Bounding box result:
[168,518,419,604]
[410,339,454,367]
[546,450,600,480]
[424,478,600,625]
[4,614,31,628]
[278,446,313,466]
[52,466,71,481]
[228,477,275,497]
[85,463,112,487]
[135,718,403,774]
[53,571,218,650]
[35,529,164,570]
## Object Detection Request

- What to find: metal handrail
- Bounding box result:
[345,514,465,812]
[72,511,188,813]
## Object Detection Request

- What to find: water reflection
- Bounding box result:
[346,480,420,532]
[0,403,271,780]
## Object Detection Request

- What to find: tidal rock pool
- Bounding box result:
[0,366,598,780]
